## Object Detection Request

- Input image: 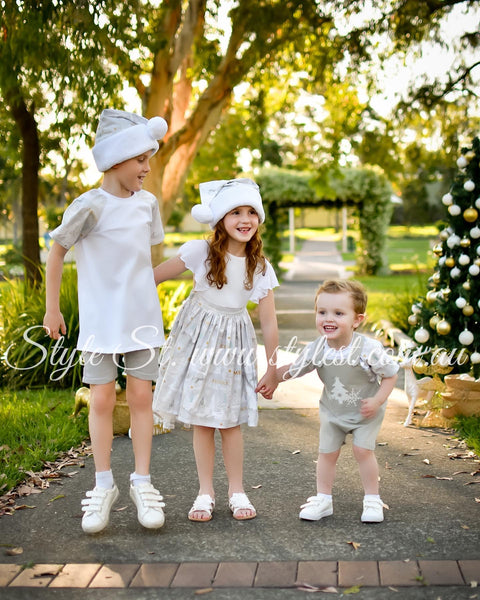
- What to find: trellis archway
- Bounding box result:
[256,167,394,278]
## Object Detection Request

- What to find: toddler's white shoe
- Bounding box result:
[81,485,119,534]
[299,494,333,521]
[130,483,165,528]
[361,496,384,523]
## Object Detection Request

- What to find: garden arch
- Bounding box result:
[256,167,394,277]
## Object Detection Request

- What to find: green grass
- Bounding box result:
[0,388,89,492]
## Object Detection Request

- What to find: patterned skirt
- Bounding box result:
[153,292,258,429]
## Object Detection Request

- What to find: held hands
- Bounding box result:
[360,396,382,419]
[43,311,67,340]
[255,369,279,400]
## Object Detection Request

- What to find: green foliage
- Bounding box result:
[0,388,89,492]
[452,415,480,457]
[0,267,81,389]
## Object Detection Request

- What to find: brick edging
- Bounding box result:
[1,559,479,589]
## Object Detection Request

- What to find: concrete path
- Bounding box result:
[1,237,480,599]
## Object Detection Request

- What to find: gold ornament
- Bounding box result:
[475,258,480,266]
[439,229,450,241]
[445,257,455,267]
[413,359,428,374]
[463,281,471,291]
[432,272,441,284]
[432,244,443,255]
[426,290,437,303]
[408,314,418,326]
[460,237,471,247]
[464,207,478,222]
[436,319,452,335]
[463,304,474,316]
[465,151,475,161]
[442,287,451,298]
[429,314,441,328]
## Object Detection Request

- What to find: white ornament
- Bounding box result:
[414,327,430,344]
[464,180,475,192]
[455,297,467,309]
[446,234,461,248]
[457,156,468,169]
[459,329,474,346]
[450,267,461,278]
[448,204,461,216]
[459,254,471,265]
[438,256,446,267]
[442,193,453,206]
[477,246,480,256]
[469,264,480,276]
[411,304,422,314]
[470,226,480,239]
[476,197,480,210]
[471,352,480,364]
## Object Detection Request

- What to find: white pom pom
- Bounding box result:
[148,116,168,140]
[191,203,213,224]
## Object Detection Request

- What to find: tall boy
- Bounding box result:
[44,109,168,533]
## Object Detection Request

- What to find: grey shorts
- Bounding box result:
[82,348,160,385]
[319,411,385,453]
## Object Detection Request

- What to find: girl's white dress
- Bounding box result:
[153,239,278,429]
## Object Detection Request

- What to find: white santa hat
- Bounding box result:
[92,109,168,172]
[192,178,265,228]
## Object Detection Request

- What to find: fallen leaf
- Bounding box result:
[14,504,36,511]
[344,584,361,594]
[194,588,213,595]
[462,524,470,530]
[113,506,128,512]
[475,498,480,503]
[377,442,388,446]
[464,481,480,486]
[388,586,399,592]
[470,580,478,588]
[426,537,435,543]
[49,494,65,502]
[296,582,338,593]
[347,541,361,550]
[423,459,431,465]
[5,547,23,556]
[251,484,262,489]
[292,450,301,455]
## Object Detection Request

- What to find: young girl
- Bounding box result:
[153,178,279,522]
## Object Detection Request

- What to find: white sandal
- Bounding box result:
[229,492,256,521]
[188,494,215,522]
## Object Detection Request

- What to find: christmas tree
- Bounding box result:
[408,137,480,380]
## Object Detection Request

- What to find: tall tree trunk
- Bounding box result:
[9,95,41,286]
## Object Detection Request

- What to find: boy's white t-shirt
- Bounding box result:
[50,187,165,353]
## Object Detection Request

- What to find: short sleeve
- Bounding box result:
[148,194,164,245]
[288,337,325,379]
[249,261,279,303]
[178,239,209,286]
[363,338,399,379]
[50,191,106,249]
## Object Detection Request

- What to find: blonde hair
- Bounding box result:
[314,279,367,314]
[205,219,266,290]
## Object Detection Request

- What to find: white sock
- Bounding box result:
[95,470,114,489]
[316,492,332,500]
[364,494,381,500]
[130,472,151,487]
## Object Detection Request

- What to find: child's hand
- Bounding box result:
[43,311,67,340]
[255,371,278,399]
[360,396,382,419]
